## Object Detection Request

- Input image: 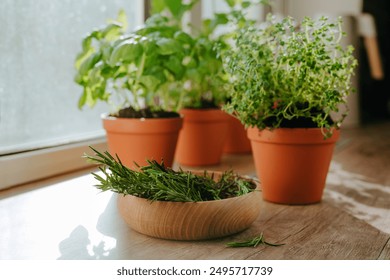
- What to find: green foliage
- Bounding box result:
[222,14,358,136]
[151,0,198,27]
[178,0,270,109]
[74,1,271,113]
[175,0,269,108]
[85,147,256,202]
[74,10,195,113]
[179,22,230,109]
[149,0,232,109]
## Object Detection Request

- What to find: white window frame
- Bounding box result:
[0,138,107,190]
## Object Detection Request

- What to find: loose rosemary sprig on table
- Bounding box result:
[226,233,285,248]
[84,147,256,202]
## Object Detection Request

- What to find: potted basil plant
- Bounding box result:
[154,0,260,165]
[146,0,232,166]
[174,13,234,166]
[74,11,196,168]
[223,14,358,204]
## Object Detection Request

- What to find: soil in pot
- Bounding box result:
[114,106,180,118]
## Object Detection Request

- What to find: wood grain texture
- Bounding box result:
[117,174,262,241]
[378,237,390,260]
[0,122,389,260]
[324,122,390,235]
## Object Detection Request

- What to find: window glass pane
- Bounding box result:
[0,0,143,155]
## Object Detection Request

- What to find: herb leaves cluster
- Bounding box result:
[74,11,193,113]
[223,15,358,136]
[85,147,256,202]
[74,1,234,114]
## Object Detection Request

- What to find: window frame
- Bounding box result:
[0,138,107,190]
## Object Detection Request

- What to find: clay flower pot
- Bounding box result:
[117,174,261,241]
[102,114,183,168]
[223,114,252,154]
[248,127,340,205]
[175,108,230,166]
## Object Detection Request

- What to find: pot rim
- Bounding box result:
[247,126,340,144]
[178,108,230,122]
[101,112,184,121]
[102,112,184,133]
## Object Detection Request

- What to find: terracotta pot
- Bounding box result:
[223,114,252,154]
[117,172,262,241]
[248,127,340,205]
[102,114,183,168]
[175,108,230,166]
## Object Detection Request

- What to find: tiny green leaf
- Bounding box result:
[77,52,102,77]
[116,9,128,31]
[101,23,123,41]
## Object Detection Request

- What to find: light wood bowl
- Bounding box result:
[117,173,261,241]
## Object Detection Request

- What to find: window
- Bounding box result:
[0,0,263,189]
[0,0,143,189]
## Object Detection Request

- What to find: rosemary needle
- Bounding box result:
[226,233,285,248]
[85,146,257,202]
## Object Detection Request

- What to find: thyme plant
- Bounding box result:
[85,147,256,202]
[223,14,358,137]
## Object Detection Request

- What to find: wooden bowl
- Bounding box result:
[117,174,261,241]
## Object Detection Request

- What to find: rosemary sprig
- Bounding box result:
[226,233,285,248]
[84,146,257,202]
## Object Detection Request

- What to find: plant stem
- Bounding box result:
[132,52,146,110]
[226,233,285,248]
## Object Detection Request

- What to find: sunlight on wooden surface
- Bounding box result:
[1,122,389,260]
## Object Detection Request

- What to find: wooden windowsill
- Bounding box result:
[1,122,390,260]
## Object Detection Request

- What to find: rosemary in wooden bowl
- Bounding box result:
[85,147,262,240]
[85,146,257,202]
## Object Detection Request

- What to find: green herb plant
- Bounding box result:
[223,14,358,137]
[182,0,269,109]
[149,0,231,109]
[74,1,269,114]
[85,147,257,202]
[74,10,196,115]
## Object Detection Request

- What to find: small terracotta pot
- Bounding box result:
[117,172,262,241]
[248,127,340,205]
[175,109,230,166]
[102,114,183,168]
[223,114,252,154]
